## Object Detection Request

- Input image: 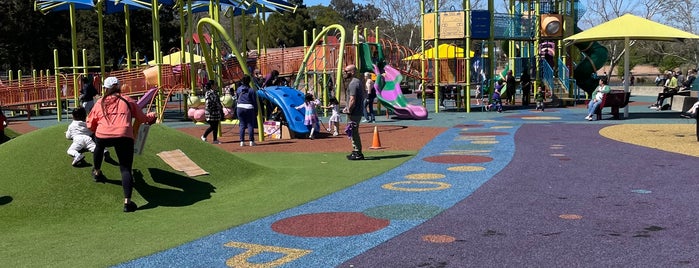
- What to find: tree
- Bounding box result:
[265,7,316,48]
[0,0,71,71]
[307,5,344,29]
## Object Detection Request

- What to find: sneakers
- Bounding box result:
[123,201,138,213]
[249,141,255,146]
[333,131,339,136]
[200,135,206,142]
[680,112,695,119]
[212,140,221,144]
[240,141,244,147]
[346,151,365,160]
[92,169,106,183]
[361,119,368,123]
[585,115,592,120]
[72,154,85,166]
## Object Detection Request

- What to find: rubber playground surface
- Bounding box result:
[8,95,699,267]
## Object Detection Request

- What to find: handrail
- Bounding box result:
[541,60,554,92]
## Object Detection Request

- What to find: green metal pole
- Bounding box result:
[69,4,79,112]
[434,0,440,113]
[152,0,163,120]
[375,26,382,114]
[97,1,105,79]
[125,5,132,70]
[488,0,495,99]
[465,0,471,112]
[188,0,195,93]
[421,0,426,107]
[54,50,62,121]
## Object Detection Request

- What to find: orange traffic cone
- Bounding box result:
[369,126,383,149]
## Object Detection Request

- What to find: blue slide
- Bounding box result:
[256,86,309,136]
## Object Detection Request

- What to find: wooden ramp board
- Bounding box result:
[156,149,209,177]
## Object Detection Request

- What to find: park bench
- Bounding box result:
[594,90,630,120]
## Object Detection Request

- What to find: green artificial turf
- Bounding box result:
[0,124,415,267]
[1,128,19,144]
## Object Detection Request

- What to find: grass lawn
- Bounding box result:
[0,124,415,267]
[1,127,19,144]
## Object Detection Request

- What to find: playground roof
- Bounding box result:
[190,1,275,15]
[564,13,699,43]
[402,44,474,60]
[34,0,149,14]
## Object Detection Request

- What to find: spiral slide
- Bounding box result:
[256,86,310,135]
[572,26,609,95]
[373,64,428,120]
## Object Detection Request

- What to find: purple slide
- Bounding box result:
[136,87,158,109]
[373,65,428,120]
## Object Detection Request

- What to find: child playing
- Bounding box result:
[65,107,107,166]
[321,97,341,136]
[535,85,547,111]
[295,93,320,139]
[489,81,503,113]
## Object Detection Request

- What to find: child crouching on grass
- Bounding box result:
[65,107,108,166]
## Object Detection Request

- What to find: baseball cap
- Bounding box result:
[103,77,119,89]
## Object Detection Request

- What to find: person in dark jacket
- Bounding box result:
[80,76,98,114]
[236,75,258,146]
[201,80,223,144]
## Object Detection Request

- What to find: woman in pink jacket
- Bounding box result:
[87,77,155,212]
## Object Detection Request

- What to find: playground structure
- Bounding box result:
[0,0,609,127]
[408,0,607,112]
[0,0,422,139]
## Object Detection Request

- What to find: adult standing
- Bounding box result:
[200,80,223,144]
[504,70,517,105]
[80,76,98,114]
[263,70,285,88]
[86,77,156,212]
[362,72,376,123]
[342,64,365,160]
[252,69,264,88]
[236,74,258,146]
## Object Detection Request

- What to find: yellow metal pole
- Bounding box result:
[188,0,195,93]
[488,0,495,98]
[97,1,105,78]
[54,50,62,121]
[465,0,471,112]
[433,0,440,113]
[151,0,163,120]
[69,4,79,114]
[421,0,426,107]
[125,5,132,70]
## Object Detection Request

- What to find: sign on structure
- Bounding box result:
[439,11,465,39]
[423,13,436,40]
[471,10,490,39]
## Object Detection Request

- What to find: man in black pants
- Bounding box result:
[651,69,695,110]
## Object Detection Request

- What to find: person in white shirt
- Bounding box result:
[65,107,107,166]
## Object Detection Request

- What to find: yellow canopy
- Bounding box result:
[564,13,699,119]
[148,51,205,66]
[403,44,475,60]
[564,13,699,43]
